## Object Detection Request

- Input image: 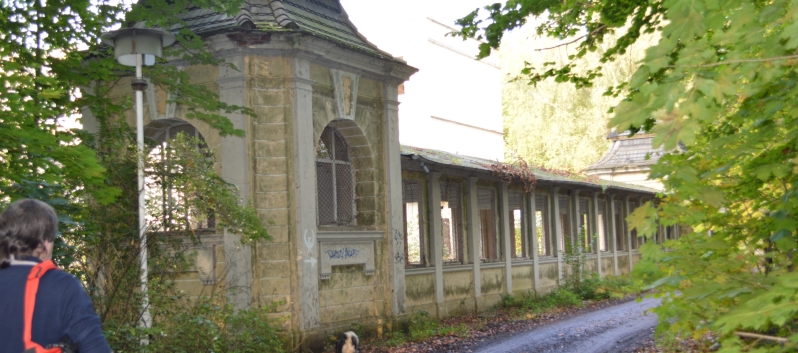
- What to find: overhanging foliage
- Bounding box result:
[455,0,798,350]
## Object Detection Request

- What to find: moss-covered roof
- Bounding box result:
[173,0,398,61]
[400,145,660,195]
[586,134,665,171]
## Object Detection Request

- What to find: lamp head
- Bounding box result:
[101,28,176,67]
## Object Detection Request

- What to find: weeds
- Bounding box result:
[502,275,638,314]
[502,288,583,313]
[374,311,471,348]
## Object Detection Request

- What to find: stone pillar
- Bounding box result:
[382,81,406,315]
[623,195,633,274]
[466,177,481,299]
[527,192,540,292]
[427,173,444,308]
[550,187,563,284]
[218,56,253,311]
[289,57,320,330]
[591,192,601,279]
[500,183,512,293]
[608,194,619,276]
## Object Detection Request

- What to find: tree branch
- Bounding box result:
[735,331,789,343]
[672,55,798,69]
[535,25,607,51]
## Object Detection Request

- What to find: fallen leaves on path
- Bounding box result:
[358,298,634,353]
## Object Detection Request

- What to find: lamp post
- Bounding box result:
[101,28,175,336]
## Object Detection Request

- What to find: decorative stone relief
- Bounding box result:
[195,244,217,285]
[319,241,375,280]
[330,69,359,121]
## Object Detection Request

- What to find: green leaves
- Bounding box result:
[462,0,798,348]
[627,201,659,240]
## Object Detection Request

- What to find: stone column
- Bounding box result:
[500,183,513,293]
[382,81,406,315]
[527,192,540,292]
[289,57,320,330]
[218,56,253,311]
[608,194,619,276]
[466,177,481,299]
[550,187,564,284]
[427,173,444,308]
[591,192,602,279]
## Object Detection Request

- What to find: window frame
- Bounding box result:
[145,122,215,233]
[508,190,526,259]
[614,200,626,251]
[316,126,356,226]
[558,195,572,255]
[402,178,426,267]
[478,187,501,262]
[440,179,464,264]
[597,199,609,252]
[535,193,552,257]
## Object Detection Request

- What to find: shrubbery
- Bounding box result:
[105,301,285,353]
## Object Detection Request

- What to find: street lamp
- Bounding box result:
[100,28,175,336]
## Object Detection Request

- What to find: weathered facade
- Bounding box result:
[398,146,669,318]
[82,1,668,350]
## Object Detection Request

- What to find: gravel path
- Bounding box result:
[472,297,660,353]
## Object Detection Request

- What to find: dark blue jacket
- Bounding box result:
[0,257,111,353]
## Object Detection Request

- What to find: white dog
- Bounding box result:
[335,331,359,353]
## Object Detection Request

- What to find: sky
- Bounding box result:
[339,0,492,53]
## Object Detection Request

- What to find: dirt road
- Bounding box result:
[472,297,660,353]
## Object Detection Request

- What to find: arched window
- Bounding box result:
[144,119,214,232]
[316,125,355,226]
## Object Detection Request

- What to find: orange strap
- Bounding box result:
[23,260,62,353]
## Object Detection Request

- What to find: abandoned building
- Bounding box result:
[81,0,672,350]
[586,131,666,190]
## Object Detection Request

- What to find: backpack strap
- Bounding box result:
[23,260,62,353]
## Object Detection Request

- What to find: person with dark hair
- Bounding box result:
[0,199,111,353]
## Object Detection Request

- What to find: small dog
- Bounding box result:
[335,331,359,353]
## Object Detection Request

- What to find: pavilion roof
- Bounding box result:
[170,0,398,61]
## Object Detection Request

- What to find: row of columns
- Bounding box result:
[420,174,665,309]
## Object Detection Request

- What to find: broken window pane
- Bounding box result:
[441,181,463,263]
[535,193,550,256]
[478,188,498,261]
[509,191,525,258]
[402,179,425,266]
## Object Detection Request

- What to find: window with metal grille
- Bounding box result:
[402,179,425,266]
[614,201,625,251]
[441,181,463,263]
[535,193,551,256]
[509,191,525,258]
[316,126,355,226]
[145,121,215,232]
[478,188,499,261]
